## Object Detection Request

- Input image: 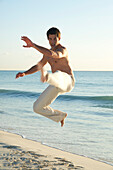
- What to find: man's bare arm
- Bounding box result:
[33,43,67,58]
[24,64,39,75]
[21,36,67,58]
[16,57,47,79]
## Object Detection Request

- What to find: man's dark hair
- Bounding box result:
[47,27,61,39]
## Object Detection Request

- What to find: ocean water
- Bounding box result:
[0,71,113,166]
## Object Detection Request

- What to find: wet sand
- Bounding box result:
[0,130,112,170]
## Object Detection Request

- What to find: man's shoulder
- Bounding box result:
[56,44,68,57]
[57,44,67,52]
[58,44,66,49]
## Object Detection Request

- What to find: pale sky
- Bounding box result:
[0,0,113,71]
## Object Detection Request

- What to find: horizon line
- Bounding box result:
[0,69,113,72]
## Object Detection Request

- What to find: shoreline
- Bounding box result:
[0,130,113,170]
[1,129,112,166]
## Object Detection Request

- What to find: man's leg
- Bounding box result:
[33,85,67,126]
[36,66,74,126]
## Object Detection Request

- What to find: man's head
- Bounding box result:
[47,27,61,48]
[47,27,61,39]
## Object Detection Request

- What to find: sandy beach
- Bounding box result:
[0,130,112,170]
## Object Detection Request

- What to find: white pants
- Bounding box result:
[33,71,75,123]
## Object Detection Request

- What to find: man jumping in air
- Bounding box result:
[16,27,75,127]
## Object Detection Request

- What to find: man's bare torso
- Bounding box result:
[45,44,72,75]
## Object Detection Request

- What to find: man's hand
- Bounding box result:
[15,72,25,79]
[21,36,33,48]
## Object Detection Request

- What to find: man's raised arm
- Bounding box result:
[21,36,66,58]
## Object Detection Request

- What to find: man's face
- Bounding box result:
[48,34,60,48]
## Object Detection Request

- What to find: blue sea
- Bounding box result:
[0,71,113,166]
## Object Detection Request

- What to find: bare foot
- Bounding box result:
[61,113,67,127]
